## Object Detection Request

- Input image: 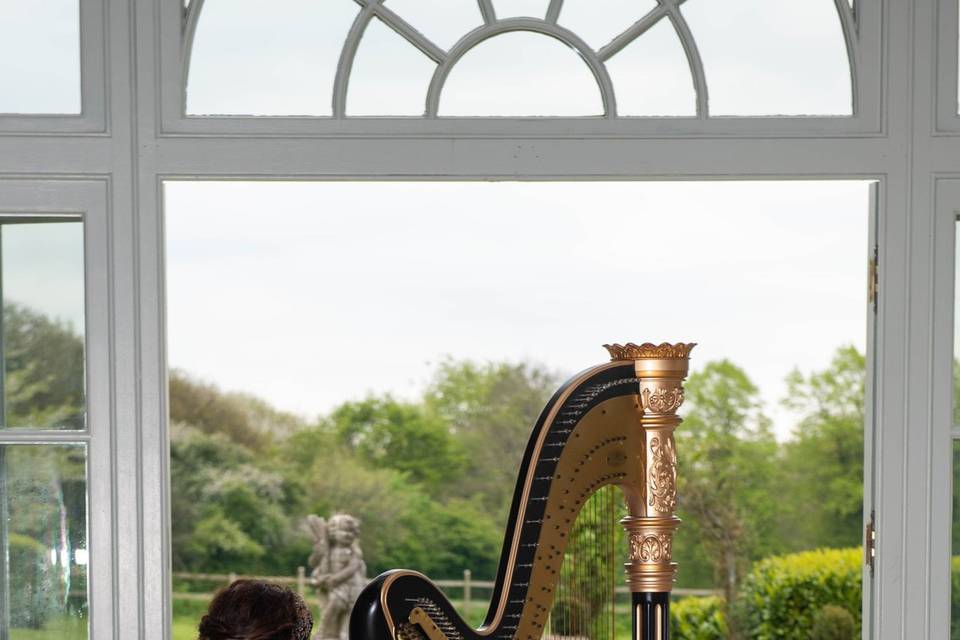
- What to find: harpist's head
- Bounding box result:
[198,579,313,640]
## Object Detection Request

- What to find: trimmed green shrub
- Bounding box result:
[8,533,56,629]
[671,595,727,640]
[737,547,861,640]
[950,557,960,639]
[810,604,856,640]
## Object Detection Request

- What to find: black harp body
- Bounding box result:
[350,344,693,640]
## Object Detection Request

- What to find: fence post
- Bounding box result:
[463,569,471,620]
[297,566,306,596]
[228,572,237,586]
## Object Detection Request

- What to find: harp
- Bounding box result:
[350,343,694,640]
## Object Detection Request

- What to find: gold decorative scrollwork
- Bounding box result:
[648,436,677,513]
[642,386,684,414]
[603,342,697,361]
[629,533,674,563]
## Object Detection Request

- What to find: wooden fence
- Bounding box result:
[173,570,718,618]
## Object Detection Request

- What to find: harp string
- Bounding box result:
[545,485,619,640]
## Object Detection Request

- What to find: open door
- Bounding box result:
[862,181,880,638]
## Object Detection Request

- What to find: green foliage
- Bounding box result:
[810,604,856,640]
[167,357,559,581]
[424,359,560,522]
[3,302,84,429]
[169,369,306,451]
[671,596,727,640]
[8,533,55,629]
[737,547,861,640]
[780,346,864,550]
[954,359,960,427]
[951,556,960,639]
[675,360,781,601]
[329,395,465,490]
[550,488,623,637]
[162,343,874,640]
[169,424,299,573]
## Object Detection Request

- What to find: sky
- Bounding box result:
[3,221,85,335]
[165,181,870,440]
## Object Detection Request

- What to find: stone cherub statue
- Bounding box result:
[306,513,368,640]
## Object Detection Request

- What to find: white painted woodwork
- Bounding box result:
[0,0,956,638]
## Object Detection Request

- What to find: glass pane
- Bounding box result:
[439,31,604,115]
[956,218,960,427]
[606,18,696,116]
[0,0,81,114]
[0,444,88,639]
[347,18,437,116]
[494,0,549,18]
[558,0,658,50]
[1,220,85,430]
[682,0,852,115]
[384,0,482,51]
[954,440,960,639]
[166,181,869,633]
[186,0,356,116]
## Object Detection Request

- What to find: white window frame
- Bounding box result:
[936,0,960,132]
[161,0,881,136]
[0,179,115,638]
[0,0,957,638]
[932,179,960,638]
[0,0,108,133]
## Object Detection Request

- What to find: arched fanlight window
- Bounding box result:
[183,0,857,118]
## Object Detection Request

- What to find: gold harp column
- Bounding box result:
[604,342,695,640]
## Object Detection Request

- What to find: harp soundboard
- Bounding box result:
[350,343,694,640]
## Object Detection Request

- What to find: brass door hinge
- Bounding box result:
[865,510,876,576]
[868,246,879,311]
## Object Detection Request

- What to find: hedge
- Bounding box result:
[736,547,861,639]
[951,556,960,639]
[8,532,56,629]
[672,595,727,640]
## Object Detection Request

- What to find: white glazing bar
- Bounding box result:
[665,9,708,118]
[179,0,206,114]
[0,431,92,443]
[596,5,670,62]
[371,4,448,63]
[332,5,377,118]
[545,0,564,24]
[424,19,617,118]
[478,0,496,24]
[833,0,861,116]
[934,0,959,129]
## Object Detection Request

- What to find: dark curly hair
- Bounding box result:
[198,579,313,640]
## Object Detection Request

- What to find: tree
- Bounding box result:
[424,359,561,523]
[328,395,466,491]
[674,360,781,605]
[169,423,301,573]
[3,302,84,429]
[286,432,501,578]
[169,369,306,452]
[780,346,865,550]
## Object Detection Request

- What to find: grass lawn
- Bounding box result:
[172,614,201,640]
[9,616,86,640]
[169,598,634,640]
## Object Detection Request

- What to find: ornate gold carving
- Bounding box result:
[621,516,680,593]
[648,436,677,513]
[603,342,696,361]
[642,386,685,414]
[629,533,673,562]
